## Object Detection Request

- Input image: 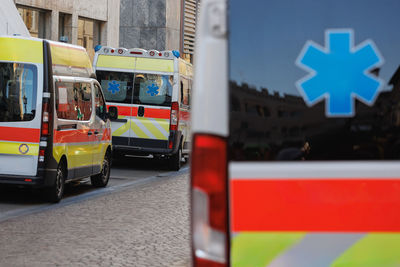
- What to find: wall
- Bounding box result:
[15,0,120,47]
[119,0,181,51]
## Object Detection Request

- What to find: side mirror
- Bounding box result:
[108,106,118,120]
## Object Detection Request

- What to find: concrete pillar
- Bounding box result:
[50,10,59,41]
[71,13,78,45]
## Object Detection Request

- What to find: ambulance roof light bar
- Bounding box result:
[97,46,178,59]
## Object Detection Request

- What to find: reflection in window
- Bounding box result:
[56,82,92,121]
[135,74,173,106]
[97,71,133,104]
[0,63,37,122]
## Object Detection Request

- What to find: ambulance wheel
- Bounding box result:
[91,152,111,187]
[45,162,65,203]
[168,146,182,171]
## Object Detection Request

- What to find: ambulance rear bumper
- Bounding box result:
[0,169,56,187]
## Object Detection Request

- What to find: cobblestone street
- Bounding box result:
[0,173,190,267]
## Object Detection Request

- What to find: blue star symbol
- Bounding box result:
[147,83,159,96]
[296,29,385,117]
[108,80,120,94]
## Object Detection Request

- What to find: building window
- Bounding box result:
[78,17,101,61]
[17,6,47,38]
[59,13,72,43]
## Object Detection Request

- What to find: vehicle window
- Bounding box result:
[0,63,37,122]
[96,70,133,104]
[180,77,190,106]
[94,83,107,121]
[229,0,400,161]
[134,74,172,106]
[56,82,92,121]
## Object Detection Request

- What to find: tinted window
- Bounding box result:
[96,70,133,104]
[56,82,92,121]
[134,74,172,106]
[229,0,400,161]
[94,83,107,121]
[0,63,37,122]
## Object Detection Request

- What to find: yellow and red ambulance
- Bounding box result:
[0,36,112,202]
[191,0,400,266]
[93,47,192,170]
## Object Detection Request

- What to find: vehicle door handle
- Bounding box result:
[94,131,99,135]
[138,106,145,117]
[87,131,93,136]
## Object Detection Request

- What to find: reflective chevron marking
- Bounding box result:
[112,116,169,140]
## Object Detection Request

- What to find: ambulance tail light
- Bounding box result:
[191,134,229,267]
[41,102,50,137]
[170,102,179,131]
[130,51,142,55]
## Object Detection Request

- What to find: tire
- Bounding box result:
[168,146,182,171]
[91,152,111,187]
[45,161,65,203]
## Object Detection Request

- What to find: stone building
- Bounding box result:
[14,0,120,60]
[119,0,200,62]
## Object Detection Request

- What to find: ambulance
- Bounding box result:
[0,36,112,203]
[93,47,192,170]
[191,0,400,266]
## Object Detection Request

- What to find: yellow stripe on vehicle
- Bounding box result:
[0,38,43,64]
[130,119,151,139]
[0,142,39,156]
[231,232,306,267]
[97,55,135,70]
[112,117,131,136]
[135,58,174,73]
[331,233,400,267]
[140,118,168,140]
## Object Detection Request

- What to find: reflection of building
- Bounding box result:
[119,0,200,62]
[14,0,120,60]
[230,66,400,160]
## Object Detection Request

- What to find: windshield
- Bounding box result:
[0,63,37,122]
[96,70,173,107]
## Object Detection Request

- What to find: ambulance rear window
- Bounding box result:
[96,70,133,104]
[134,74,172,107]
[229,0,400,161]
[0,63,37,122]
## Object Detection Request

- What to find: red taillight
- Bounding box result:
[111,49,115,53]
[41,102,50,136]
[191,134,229,266]
[170,102,179,131]
[130,51,143,55]
[24,178,32,182]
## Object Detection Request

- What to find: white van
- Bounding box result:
[0,36,113,202]
[191,0,400,266]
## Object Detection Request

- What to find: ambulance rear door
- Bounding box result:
[0,38,43,177]
[129,57,174,150]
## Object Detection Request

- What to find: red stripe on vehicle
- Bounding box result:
[131,106,170,119]
[54,129,92,143]
[231,179,400,232]
[144,108,170,119]
[0,127,40,143]
[107,105,131,116]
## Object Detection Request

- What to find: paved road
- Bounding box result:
[0,157,191,267]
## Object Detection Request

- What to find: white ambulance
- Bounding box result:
[93,48,192,170]
[191,0,400,266]
[0,36,112,202]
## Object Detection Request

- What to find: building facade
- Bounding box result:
[14,0,120,59]
[119,0,200,62]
